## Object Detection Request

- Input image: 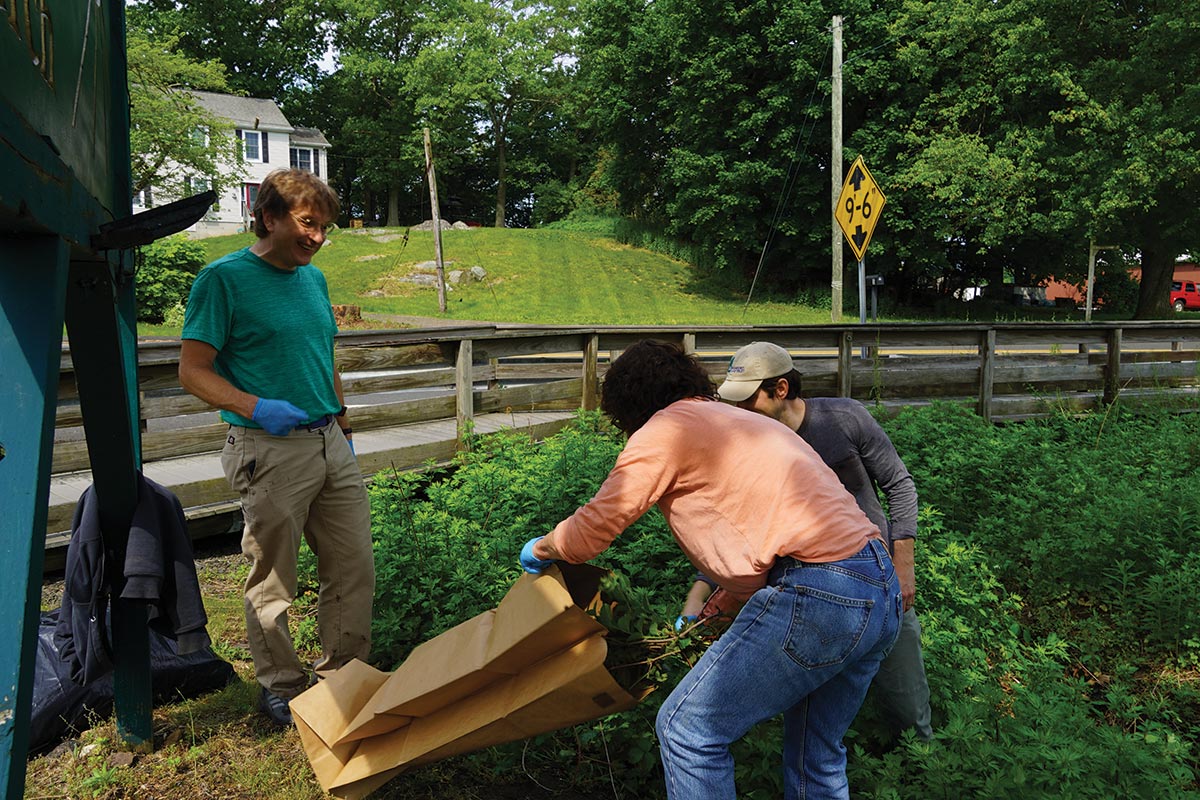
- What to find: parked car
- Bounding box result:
[1170,280,1200,312]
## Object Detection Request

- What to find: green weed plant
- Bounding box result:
[334,404,1199,798]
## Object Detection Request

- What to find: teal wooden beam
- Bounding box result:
[0,236,70,798]
[64,258,152,749]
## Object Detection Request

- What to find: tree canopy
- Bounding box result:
[125,0,1200,315]
[125,22,243,201]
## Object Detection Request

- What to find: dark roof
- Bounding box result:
[291,126,331,148]
[188,90,293,131]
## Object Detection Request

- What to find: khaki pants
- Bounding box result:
[222,421,374,698]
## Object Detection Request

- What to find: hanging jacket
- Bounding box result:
[55,474,211,685]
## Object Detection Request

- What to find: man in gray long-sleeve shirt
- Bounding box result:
[682,341,932,741]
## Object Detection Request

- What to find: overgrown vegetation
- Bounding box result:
[29,404,1200,798]
[347,404,1200,798]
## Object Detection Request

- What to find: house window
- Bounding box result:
[244,183,260,212]
[290,147,313,172]
[242,130,263,162]
[187,177,219,211]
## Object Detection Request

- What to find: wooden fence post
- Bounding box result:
[1104,327,1123,405]
[583,334,599,411]
[455,340,474,447]
[837,331,853,397]
[978,328,996,423]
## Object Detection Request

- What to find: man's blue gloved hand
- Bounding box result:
[252,398,307,436]
[674,615,698,632]
[347,438,356,456]
[520,536,555,574]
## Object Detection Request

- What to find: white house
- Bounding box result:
[133,90,332,238]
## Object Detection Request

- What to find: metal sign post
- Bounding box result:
[835,156,887,355]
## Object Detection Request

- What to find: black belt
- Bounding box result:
[295,414,332,431]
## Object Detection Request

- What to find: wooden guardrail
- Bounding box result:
[47,321,1200,559]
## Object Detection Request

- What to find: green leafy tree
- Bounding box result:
[406,0,579,227]
[879,0,1200,315]
[297,0,427,227]
[126,0,333,100]
[126,25,244,200]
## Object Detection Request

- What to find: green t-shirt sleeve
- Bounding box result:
[182,266,231,350]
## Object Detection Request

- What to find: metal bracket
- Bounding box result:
[90,191,217,250]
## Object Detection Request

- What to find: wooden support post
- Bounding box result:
[423,128,447,313]
[837,331,853,397]
[65,257,152,751]
[978,329,996,423]
[583,334,599,411]
[0,237,69,797]
[681,333,696,354]
[1104,327,1123,406]
[456,339,474,446]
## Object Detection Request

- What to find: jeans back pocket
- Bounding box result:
[783,586,872,669]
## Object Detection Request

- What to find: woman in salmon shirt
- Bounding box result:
[520,340,902,800]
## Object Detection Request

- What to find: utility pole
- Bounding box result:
[1086,240,1117,323]
[423,127,448,313]
[831,15,844,323]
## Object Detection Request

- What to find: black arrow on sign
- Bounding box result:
[853,225,867,251]
[848,165,866,192]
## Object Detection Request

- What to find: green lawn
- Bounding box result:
[134,225,1180,339]
[187,226,833,328]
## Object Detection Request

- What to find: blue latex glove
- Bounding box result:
[252,398,307,436]
[347,437,356,456]
[674,615,698,632]
[519,536,555,574]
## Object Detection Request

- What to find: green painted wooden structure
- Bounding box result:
[1,0,161,792]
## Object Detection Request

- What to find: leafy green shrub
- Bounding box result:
[340,404,1200,798]
[135,234,207,322]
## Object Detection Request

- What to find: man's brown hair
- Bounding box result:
[252,168,340,237]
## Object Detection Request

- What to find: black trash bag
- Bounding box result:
[30,609,236,754]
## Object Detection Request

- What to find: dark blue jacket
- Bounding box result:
[55,474,209,685]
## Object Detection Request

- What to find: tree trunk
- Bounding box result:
[1134,234,1173,319]
[494,129,507,228]
[387,187,400,228]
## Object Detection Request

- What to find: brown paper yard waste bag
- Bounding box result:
[290,563,647,799]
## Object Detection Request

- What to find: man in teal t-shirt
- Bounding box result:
[180,169,374,728]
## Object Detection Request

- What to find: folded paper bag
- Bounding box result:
[291,563,645,799]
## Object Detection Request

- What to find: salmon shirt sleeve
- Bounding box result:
[543,399,881,601]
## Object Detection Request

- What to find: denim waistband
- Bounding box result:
[767,539,889,586]
[295,414,333,431]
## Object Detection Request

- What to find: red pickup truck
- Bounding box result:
[1171,280,1200,312]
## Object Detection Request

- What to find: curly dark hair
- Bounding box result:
[600,340,717,435]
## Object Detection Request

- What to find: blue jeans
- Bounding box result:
[656,539,902,800]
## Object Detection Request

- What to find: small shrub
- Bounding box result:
[135,234,206,322]
[135,264,195,323]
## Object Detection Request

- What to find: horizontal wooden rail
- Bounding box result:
[45,320,1200,559]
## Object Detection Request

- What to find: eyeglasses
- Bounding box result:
[290,212,335,235]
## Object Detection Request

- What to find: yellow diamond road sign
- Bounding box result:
[835,156,886,262]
